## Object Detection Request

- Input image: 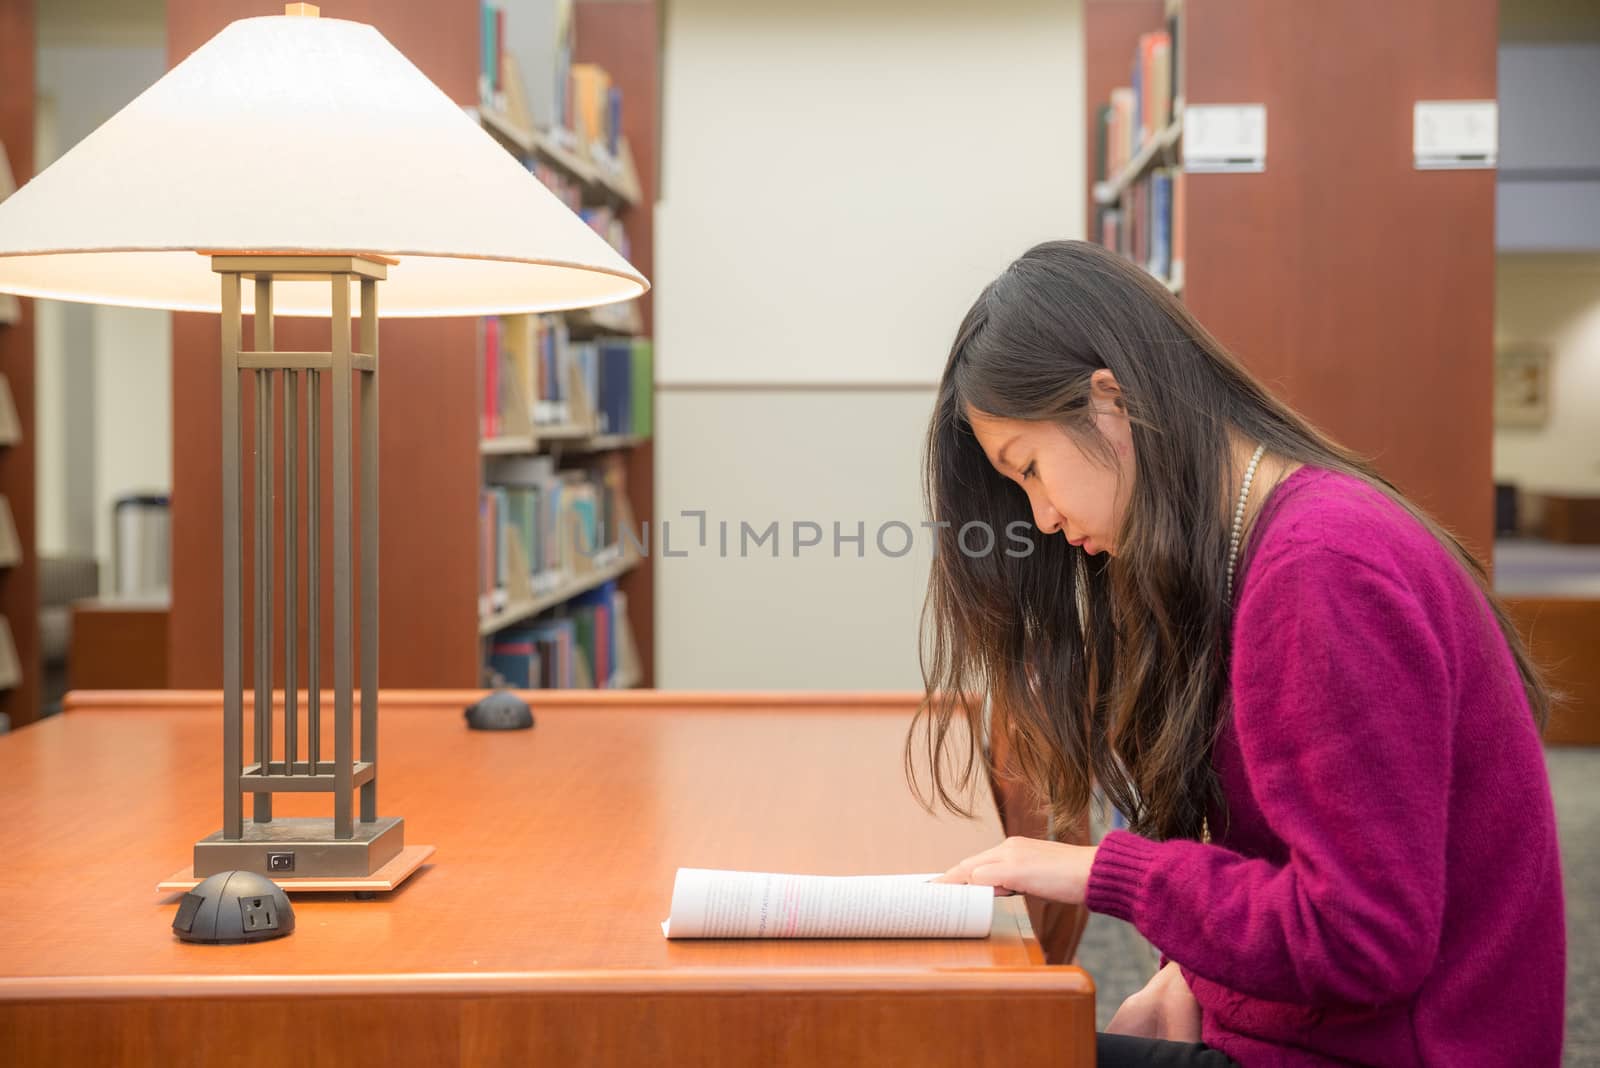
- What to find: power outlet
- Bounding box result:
[239,895,279,933]
[267,852,295,873]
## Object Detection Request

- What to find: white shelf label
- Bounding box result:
[1414,100,1497,169]
[1183,104,1266,173]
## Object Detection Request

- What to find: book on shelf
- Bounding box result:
[486,583,633,689]
[1106,87,1136,177]
[1099,166,1180,287]
[660,868,996,940]
[480,315,502,439]
[1136,30,1172,148]
[479,1,506,111]
[1100,24,1179,184]
[482,312,652,441]
[528,157,584,214]
[498,0,574,132]
[487,1,632,190]
[479,453,632,614]
[569,62,622,158]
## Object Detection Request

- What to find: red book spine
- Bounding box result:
[494,7,505,93]
[483,316,501,438]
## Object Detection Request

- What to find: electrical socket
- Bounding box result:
[239,895,279,933]
[268,852,295,873]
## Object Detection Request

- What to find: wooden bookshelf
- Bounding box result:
[476,104,642,208]
[478,548,640,637]
[0,5,37,725]
[564,432,649,454]
[565,301,645,338]
[1093,112,1181,207]
[480,430,649,456]
[472,0,659,692]
[1086,0,1496,554]
[0,142,17,326]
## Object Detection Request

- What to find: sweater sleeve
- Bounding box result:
[1084,541,1453,1007]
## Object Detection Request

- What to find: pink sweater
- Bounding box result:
[1085,467,1565,1065]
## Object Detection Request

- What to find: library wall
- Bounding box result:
[655,388,937,690]
[1495,254,1600,495]
[655,0,1085,688]
[655,0,1085,387]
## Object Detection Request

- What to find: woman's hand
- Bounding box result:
[930,836,1097,904]
[1106,961,1201,1042]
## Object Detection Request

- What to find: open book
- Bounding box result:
[661,867,995,939]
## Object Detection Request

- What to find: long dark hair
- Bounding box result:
[910,239,1548,842]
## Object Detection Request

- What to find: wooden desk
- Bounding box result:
[1506,597,1600,746]
[0,691,1094,1066]
[67,599,170,691]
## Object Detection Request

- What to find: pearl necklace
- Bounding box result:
[1202,442,1267,847]
[1226,444,1267,602]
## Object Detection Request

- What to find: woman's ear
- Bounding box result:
[1089,368,1123,412]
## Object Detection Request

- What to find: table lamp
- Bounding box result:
[0,5,646,882]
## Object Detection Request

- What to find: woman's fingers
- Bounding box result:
[968,861,1020,895]
[932,842,1009,885]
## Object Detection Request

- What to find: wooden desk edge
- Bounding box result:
[0,966,1094,1002]
[61,690,934,714]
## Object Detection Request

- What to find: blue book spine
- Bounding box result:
[1151,172,1171,280]
[599,341,631,435]
[488,639,535,688]
[606,87,622,155]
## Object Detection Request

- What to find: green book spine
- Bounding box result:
[574,610,596,687]
[631,339,653,438]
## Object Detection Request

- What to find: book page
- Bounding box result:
[661,868,994,939]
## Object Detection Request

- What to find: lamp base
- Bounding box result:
[194,815,404,878]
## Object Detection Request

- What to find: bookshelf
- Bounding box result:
[0,144,17,327]
[471,0,656,694]
[478,546,639,637]
[478,103,642,207]
[1086,0,1497,555]
[0,3,37,729]
[1093,112,1181,208]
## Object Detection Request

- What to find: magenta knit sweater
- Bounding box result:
[1085,467,1565,1066]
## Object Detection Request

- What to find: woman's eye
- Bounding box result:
[1021,462,1036,481]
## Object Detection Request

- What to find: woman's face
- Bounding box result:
[965,370,1135,556]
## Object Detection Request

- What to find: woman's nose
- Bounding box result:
[1031,494,1063,535]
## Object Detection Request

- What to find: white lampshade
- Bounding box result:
[0,12,648,317]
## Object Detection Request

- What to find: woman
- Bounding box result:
[919,241,1565,1066]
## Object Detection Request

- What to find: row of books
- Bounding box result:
[530,158,583,215]
[1096,21,1179,180]
[580,204,630,262]
[570,63,623,160]
[478,454,630,616]
[486,581,630,689]
[1098,167,1184,285]
[481,315,654,438]
[481,1,623,160]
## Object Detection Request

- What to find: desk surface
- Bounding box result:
[0,691,1093,1066]
[0,690,1075,990]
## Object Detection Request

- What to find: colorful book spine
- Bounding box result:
[1150,169,1173,281]
[630,339,653,439]
[606,86,623,156]
[481,316,501,439]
